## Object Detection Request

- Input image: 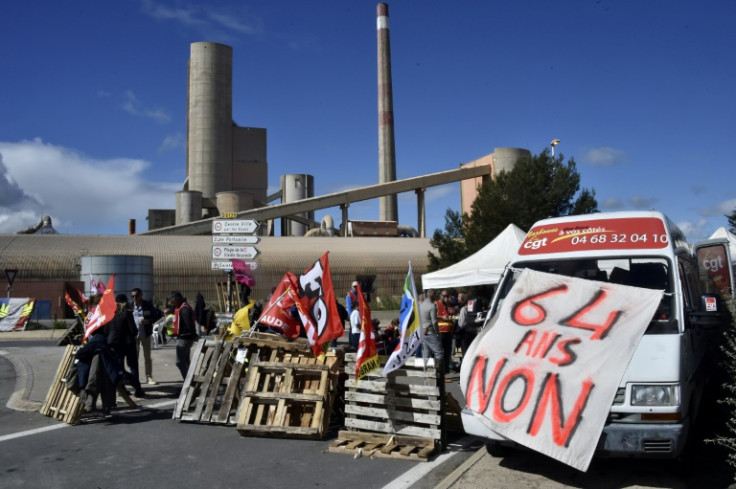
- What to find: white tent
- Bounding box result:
[421,223,527,289]
[709,226,736,263]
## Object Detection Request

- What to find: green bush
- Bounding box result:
[53,321,69,329]
[371,295,401,311]
[707,295,736,479]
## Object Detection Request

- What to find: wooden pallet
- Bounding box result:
[40,345,136,425]
[329,430,437,461]
[336,354,445,460]
[40,345,83,424]
[235,347,343,439]
[173,332,314,425]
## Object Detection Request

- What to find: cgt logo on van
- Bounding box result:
[520,217,669,255]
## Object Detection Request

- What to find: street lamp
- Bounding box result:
[550,139,561,157]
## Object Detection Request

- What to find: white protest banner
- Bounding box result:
[0,298,36,332]
[461,269,662,471]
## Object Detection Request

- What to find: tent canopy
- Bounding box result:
[421,223,527,289]
[709,227,736,263]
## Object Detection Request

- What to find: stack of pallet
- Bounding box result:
[40,345,84,424]
[329,355,445,461]
[235,343,343,439]
[41,344,137,424]
[173,331,343,435]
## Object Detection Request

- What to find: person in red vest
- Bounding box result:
[168,291,198,380]
[436,290,456,375]
[346,281,359,315]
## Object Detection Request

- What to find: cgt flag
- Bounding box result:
[294,252,344,357]
[355,282,380,381]
[83,275,116,341]
[383,263,424,375]
[256,272,302,340]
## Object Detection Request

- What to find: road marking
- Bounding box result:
[380,436,477,489]
[0,423,68,443]
[0,401,176,443]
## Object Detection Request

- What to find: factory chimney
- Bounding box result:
[377,3,398,223]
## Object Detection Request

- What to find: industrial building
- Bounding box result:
[0,4,530,321]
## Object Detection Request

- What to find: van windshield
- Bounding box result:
[491,257,677,334]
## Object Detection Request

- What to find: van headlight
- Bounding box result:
[631,384,680,406]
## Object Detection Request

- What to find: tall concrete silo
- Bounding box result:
[280,174,314,236]
[187,42,233,205]
[377,3,398,223]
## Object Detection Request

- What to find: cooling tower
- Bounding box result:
[187,42,233,200]
[377,3,398,223]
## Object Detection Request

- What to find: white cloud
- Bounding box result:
[698,198,736,218]
[0,139,178,234]
[159,133,185,153]
[676,219,710,241]
[140,0,262,40]
[122,90,171,124]
[582,147,627,167]
[628,196,658,209]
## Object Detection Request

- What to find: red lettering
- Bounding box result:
[527,373,594,447]
[465,355,507,414]
[547,338,581,366]
[512,285,568,326]
[492,367,535,423]
[514,330,560,359]
[560,289,622,340]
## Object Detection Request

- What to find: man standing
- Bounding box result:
[349,303,361,350]
[168,291,197,380]
[131,288,160,385]
[418,289,444,367]
[346,281,359,315]
[436,290,456,374]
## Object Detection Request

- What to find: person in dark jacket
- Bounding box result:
[169,291,197,379]
[131,287,162,385]
[107,294,144,397]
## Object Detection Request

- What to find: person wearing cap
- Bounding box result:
[346,281,359,315]
[106,293,144,397]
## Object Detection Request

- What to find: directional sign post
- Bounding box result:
[212,219,259,234]
[212,235,260,245]
[212,245,259,260]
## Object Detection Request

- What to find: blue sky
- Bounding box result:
[1,0,734,241]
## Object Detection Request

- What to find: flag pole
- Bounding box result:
[243,288,291,338]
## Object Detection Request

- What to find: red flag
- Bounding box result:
[84,275,116,341]
[257,272,301,339]
[355,283,380,380]
[293,253,344,356]
[64,282,86,321]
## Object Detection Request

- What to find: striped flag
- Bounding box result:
[383,263,425,375]
[355,282,380,381]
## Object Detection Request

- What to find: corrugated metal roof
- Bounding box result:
[0,234,433,305]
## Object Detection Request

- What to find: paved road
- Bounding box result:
[2,332,734,488]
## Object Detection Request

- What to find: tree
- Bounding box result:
[428,148,598,267]
[727,207,736,234]
[428,209,467,271]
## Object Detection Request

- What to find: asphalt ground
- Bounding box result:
[0,323,486,489]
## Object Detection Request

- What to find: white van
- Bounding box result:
[461,211,733,458]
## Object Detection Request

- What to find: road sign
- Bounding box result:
[211,260,259,271]
[212,235,260,244]
[211,245,259,260]
[212,219,259,234]
[4,269,18,286]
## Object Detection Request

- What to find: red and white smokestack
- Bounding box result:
[377,2,398,223]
